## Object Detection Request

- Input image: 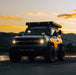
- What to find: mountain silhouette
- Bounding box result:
[0,32,76,53]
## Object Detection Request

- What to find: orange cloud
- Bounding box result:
[27,12,58,17]
[60,23,64,25]
[27,12,50,17]
[72,9,76,11]
[62,28,76,34]
[57,13,76,19]
[0,15,24,21]
[57,14,72,18]
[0,25,28,33]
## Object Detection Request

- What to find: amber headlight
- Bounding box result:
[12,39,19,44]
[40,39,46,44]
[35,39,46,44]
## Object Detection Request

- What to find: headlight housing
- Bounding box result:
[36,39,46,44]
[12,39,19,44]
[40,39,45,44]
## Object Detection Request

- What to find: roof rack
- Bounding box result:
[26,21,62,28]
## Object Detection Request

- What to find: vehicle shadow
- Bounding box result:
[1,56,76,65]
[19,57,76,65]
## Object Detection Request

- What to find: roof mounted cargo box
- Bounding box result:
[26,21,62,28]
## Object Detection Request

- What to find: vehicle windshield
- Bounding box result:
[25,27,50,35]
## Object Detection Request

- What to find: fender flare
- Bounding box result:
[47,42,54,47]
[58,43,64,51]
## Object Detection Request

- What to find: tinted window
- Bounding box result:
[25,27,50,35]
[51,28,58,35]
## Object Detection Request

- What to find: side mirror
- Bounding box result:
[58,30,64,35]
[53,31,58,36]
[58,30,62,35]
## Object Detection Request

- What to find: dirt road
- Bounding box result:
[0,57,76,75]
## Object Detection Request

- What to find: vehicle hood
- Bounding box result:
[14,35,44,39]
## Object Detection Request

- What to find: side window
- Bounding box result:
[51,28,56,35]
[51,28,58,36]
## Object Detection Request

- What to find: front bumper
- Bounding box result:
[11,45,48,56]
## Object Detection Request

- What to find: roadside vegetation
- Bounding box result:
[64,43,76,55]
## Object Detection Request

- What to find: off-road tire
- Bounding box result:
[45,42,55,63]
[9,48,21,62]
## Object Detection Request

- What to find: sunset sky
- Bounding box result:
[0,0,76,33]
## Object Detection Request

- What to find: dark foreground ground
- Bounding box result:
[0,56,76,75]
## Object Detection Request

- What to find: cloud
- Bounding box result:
[60,23,64,25]
[27,12,49,17]
[71,9,76,11]
[0,15,24,21]
[57,14,72,19]
[0,25,28,33]
[57,13,76,19]
[62,27,76,34]
[0,25,25,29]
[27,12,58,17]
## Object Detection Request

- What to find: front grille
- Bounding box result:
[16,38,39,45]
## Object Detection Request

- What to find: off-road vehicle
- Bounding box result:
[9,21,65,62]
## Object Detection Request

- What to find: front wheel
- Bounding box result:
[9,48,21,62]
[45,44,55,62]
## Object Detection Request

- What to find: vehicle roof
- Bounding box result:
[26,21,62,28]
